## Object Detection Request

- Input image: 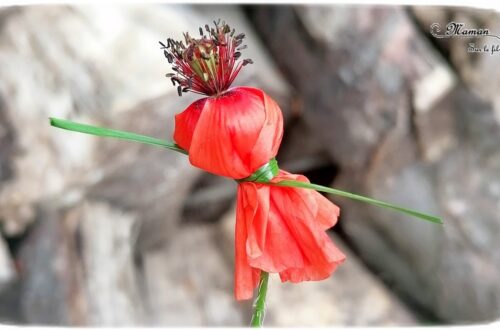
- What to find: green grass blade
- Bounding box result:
[50,117,442,224]
[49,118,187,155]
[271,180,443,224]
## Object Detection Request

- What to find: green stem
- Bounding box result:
[250,271,269,327]
[271,180,443,224]
[49,118,187,154]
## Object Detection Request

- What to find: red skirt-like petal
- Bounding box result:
[234,170,345,300]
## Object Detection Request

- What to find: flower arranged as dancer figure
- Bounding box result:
[162,20,345,300]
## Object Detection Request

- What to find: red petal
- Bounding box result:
[272,172,340,230]
[188,87,283,179]
[245,87,283,171]
[272,172,345,283]
[247,197,306,272]
[314,190,340,230]
[173,98,206,151]
[240,183,270,259]
[235,182,263,300]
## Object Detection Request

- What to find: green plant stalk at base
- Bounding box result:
[251,271,269,327]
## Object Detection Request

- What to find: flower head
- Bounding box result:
[170,22,345,302]
[160,19,253,97]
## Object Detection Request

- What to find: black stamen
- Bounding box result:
[161,21,253,96]
[164,51,173,63]
[171,77,180,86]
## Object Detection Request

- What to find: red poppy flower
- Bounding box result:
[164,20,345,300]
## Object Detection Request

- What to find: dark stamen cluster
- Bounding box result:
[160,19,253,96]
